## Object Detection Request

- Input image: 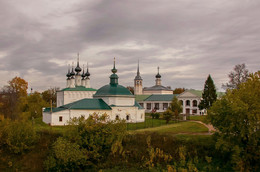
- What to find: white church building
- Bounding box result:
[43,59,145,126]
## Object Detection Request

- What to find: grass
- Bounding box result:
[131,121,209,134]
[189,115,207,123]
[33,117,66,134]
[126,117,178,130]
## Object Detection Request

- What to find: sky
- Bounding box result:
[0,0,259,92]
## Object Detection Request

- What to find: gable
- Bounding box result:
[178,91,201,98]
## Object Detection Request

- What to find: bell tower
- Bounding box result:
[134,60,143,95]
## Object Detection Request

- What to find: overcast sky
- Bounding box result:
[0,0,259,92]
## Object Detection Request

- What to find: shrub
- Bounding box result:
[45,114,127,170]
[0,120,38,154]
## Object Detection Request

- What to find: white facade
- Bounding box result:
[177,91,205,115]
[56,90,96,107]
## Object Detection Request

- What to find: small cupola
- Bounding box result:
[110,58,119,85]
[156,66,161,78]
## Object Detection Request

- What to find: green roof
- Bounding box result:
[94,84,133,96]
[143,94,179,101]
[109,101,144,109]
[135,95,151,101]
[188,90,203,97]
[59,86,97,92]
[186,89,225,98]
[43,98,111,112]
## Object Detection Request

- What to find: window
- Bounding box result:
[155,103,159,110]
[147,103,151,110]
[192,100,197,107]
[180,100,183,105]
[115,115,119,120]
[126,115,130,120]
[163,103,168,110]
[186,100,190,106]
[139,103,144,107]
[59,116,63,122]
[192,109,197,114]
[186,108,190,114]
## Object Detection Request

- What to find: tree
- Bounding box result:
[126,86,134,94]
[0,77,28,120]
[163,97,182,123]
[42,87,59,107]
[208,71,260,171]
[173,88,186,94]
[222,63,249,90]
[199,75,217,110]
[25,92,49,118]
[45,114,127,170]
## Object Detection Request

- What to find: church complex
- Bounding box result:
[43,58,222,126]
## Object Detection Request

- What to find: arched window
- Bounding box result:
[126,115,130,121]
[180,100,183,105]
[115,115,119,120]
[193,100,197,107]
[186,100,190,106]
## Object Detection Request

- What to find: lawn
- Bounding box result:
[33,117,66,134]
[126,117,177,130]
[131,121,209,134]
[189,115,207,123]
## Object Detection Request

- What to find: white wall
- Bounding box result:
[57,91,96,106]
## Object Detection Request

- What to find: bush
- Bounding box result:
[0,120,38,154]
[45,114,127,170]
[151,113,160,119]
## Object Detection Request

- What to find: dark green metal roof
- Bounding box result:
[94,84,133,96]
[135,95,151,101]
[59,86,97,92]
[143,94,179,101]
[109,101,144,109]
[43,98,111,112]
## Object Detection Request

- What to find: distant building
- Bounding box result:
[134,62,223,115]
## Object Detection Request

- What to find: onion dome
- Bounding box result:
[75,56,82,73]
[66,66,71,78]
[70,63,75,77]
[156,66,161,78]
[85,63,90,78]
[81,65,85,78]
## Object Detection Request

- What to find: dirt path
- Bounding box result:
[189,120,216,133]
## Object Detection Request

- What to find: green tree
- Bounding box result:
[42,87,59,107]
[199,75,217,110]
[163,97,182,123]
[0,120,37,154]
[222,63,249,90]
[45,114,127,170]
[25,92,49,118]
[208,71,260,171]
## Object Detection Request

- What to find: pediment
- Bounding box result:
[178,91,200,98]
